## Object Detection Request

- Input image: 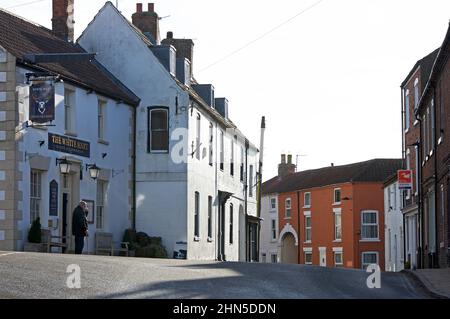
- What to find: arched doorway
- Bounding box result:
[280,233,298,264]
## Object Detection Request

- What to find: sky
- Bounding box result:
[2,0,449,181]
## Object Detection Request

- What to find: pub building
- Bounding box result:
[0,6,140,253]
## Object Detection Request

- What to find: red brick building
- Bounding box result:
[262,158,402,270]
[415,23,450,268]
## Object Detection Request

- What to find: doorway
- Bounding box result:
[280,233,297,264]
[319,247,327,267]
[217,201,226,261]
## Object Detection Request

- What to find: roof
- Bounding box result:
[0,7,140,106]
[417,22,450,113]
[262,159,403,195]
[401,48,440,88]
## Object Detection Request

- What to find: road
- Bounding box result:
[0,251,429,299]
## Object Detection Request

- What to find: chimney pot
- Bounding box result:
[287,154,292,164]
[148,3,154,12]
[167,31,173,39]
[136,3,143,13]
[281,154,286,164]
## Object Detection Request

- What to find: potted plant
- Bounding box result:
[24,217,44,252]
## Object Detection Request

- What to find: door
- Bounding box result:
[319,247,327,267]
[62,193,69,253]
[249,223,258,262]
[217,202,226,261]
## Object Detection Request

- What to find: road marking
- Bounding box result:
[0,252,20,257]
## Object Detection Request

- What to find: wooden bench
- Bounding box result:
[41,229,70,254]
[95,232,130,256]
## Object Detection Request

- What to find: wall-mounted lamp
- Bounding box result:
[56,158,71,175]
[85,163,101,180]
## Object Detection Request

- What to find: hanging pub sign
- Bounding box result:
[48,133,90,158]
[398,170,413,190]
[29,79,55,123]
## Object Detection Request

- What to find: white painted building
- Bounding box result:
[384,176,405,272]
[0,7,139,252]
[260,194,280,263]
[78,2,260,261]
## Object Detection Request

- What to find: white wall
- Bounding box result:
[16,66,133,253]
[260,194,279,263]
[384,181,404,272]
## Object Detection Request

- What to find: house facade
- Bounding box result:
[415,23,450,268]
[0,4,139,252]
[78,2,260,261]
[384,175,404,272]
[400,48,439,269]
[262,158,402,270]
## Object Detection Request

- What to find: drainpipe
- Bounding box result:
[244,139,249,261]
[297,190,301,264]
[432,85,439,268]
[132,105,137,230]
[414,111,423,269]
[401,87,407,268]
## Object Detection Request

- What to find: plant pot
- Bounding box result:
[24,242,45,253]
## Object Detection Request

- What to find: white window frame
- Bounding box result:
[270,197,277,211]
[334,209,342,241]
[304,249,313,265]
[96,180,107,230]
[208,122,213,166]
[196,113,201,160]
[361,251,379,270]
[361,210,379,241]
[30,170,42,224]
[405,89,410,131]
[333,188,341,205]
[219,131,224,171]
[271,219,277,241]
[304,192,311,208]
[304,211,311,243]
[64,88,75,133]
[285,198,291,218]
[333,248,343,267]
[194,192,200,239]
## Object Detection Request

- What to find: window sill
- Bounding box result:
[429,150,434,157]
[98,139,109,146]
[438,136,443,145]
[304,241,312,244]
[284,217,291,220]
[404,128,410,134]
[360,239,380,243]
[64,131,78,137]
[270,239,278,243]
[333,202,341,206]
[303,205,311,209]
[194,236,200,242]
[333,239,342,243]
[150,150,169,154]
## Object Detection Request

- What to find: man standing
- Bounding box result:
[72,201,89,254]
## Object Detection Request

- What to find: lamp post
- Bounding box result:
[86,164,101,180]
[56,158,71,175]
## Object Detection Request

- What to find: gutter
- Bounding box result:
[414,111,424,269]
[132,105,137,230]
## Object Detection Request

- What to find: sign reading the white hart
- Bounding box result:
[29,80,55,123]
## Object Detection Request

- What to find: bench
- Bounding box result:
[95,232,130,256]
[41,229,70,254]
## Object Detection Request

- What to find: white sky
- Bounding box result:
[2,0,449,181]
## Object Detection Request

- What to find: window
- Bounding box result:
[304,252,313,265]
[305,214,312,242]
[196,113,201,160]
[30,170,42,224]
[414,81,419,108]
[240,147,244,182]
[209,123,213,166]
[271,219,277,241]
[230,139,234,176]
[430,101,435,151]
[423,113,428,158]
[208,196,212,239]
[149,108,169,152]
[194,192,200,238]
[96,180,107,230]
[334,211,342,241]
[219,131,224,171]
[362,252,379,270]
[271,254,278,263]
[334,252,343,267]
[261,253,266,263]
[334,188,341,204]
[285,198,291,218]
[229,203,233,244]
[270,198,276,210]
[405,90,410,130]
[97,99,106,140]
[64,88,75,132]
[304,192,311,207]
[249,165,254,197]
[361,211,379,240]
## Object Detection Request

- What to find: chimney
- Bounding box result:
[52,0,75,42]
[132,3,160,45]
[161,31,195,74]
[278,154,295,178]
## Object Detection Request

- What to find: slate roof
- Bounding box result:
[262,159,403,195]
[0,8,139,106]
[401,47,440,88]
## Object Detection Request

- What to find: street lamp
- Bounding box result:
[56,158,71,175]
[86,164,101,180]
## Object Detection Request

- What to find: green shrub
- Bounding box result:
[135,243,168,259]
[28,217,41,243]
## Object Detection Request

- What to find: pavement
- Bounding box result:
[403,268,450,299]
[0,251,430,299]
